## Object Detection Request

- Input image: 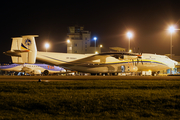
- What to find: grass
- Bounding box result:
[0,80,180,119]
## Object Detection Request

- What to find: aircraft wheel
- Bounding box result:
[44,70,49,76]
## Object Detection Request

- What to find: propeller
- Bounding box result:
[136,52,143,65]
[134,48,143,65]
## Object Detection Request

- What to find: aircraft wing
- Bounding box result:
[60,52,141,66]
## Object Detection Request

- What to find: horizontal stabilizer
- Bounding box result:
[3,51,21,57]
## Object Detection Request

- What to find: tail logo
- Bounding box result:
[25,39,31,46]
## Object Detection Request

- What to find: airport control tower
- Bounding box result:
[67,25,100,54]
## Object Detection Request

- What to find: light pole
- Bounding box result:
[94,37,97,53]
[45,43,50,52]
[126,31,133,52]
[66,39,71,53]
[168,26,175,59]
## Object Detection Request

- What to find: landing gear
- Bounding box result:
[44,70,49,76]
[152,71,160,76]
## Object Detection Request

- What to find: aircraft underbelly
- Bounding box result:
[66,63,137,73]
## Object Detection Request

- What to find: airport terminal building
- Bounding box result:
[67,25,101,54]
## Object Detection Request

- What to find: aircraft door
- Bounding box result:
[121,65,125,72]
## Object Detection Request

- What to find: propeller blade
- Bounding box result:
[132,59,134,65]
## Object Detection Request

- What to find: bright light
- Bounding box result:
[45,43,50,52]
[127,31,133,39]
[45,43,50,49]
[129,49,132,53]
[67,39,70,43]
[100,44,103,48]
[95,51,98,54]
[168,26,175,33]
[94,37,97,41]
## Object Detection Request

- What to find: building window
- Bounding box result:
[85,45,87,48]
[85,49,87,51]
[85,37,87,40]
[85,41,87,44]
[74,50,77,53]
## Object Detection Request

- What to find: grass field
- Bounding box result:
[0,80,180,120]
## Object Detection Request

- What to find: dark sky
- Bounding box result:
[1,0,180,62]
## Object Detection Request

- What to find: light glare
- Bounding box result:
[67,39,70,43]
[45,43,50,48]
[127,31,133,38]
[95,51,98,54]
[168,26,175,33]
[94,37,97,41]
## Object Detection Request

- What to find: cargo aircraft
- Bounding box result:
[4,35,178,76]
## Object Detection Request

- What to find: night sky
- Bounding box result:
[1,0,180,62]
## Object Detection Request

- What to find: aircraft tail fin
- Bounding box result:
[10,35,38,64]
[20,35,38,64]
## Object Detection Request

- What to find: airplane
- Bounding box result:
[0,63,66,75]
[4,35,178,76]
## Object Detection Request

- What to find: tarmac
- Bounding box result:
[0,75,180,81]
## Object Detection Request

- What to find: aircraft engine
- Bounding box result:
[112,55,138,60]
[123,55,138,60]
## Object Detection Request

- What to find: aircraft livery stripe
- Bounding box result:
[98,61,167,66]
[21,43,29,50]
[0,64,20,69]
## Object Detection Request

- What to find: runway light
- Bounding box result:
[100,44,103,48]
[129,49,132,53]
